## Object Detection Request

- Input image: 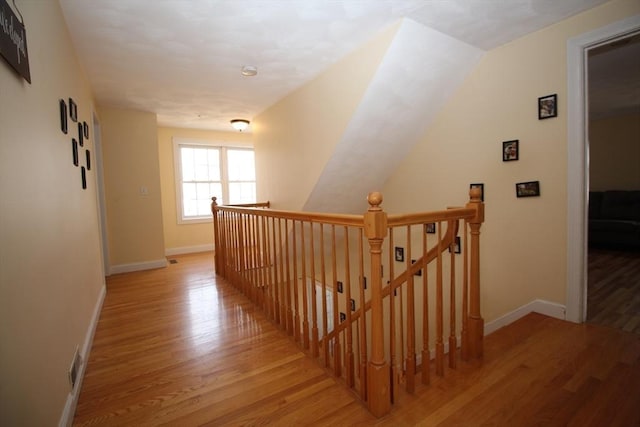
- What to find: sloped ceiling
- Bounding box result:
[303,18,484,213]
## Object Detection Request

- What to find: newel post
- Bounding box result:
[211,197,224,277]
[466,187,485,359]
[364,192,391,418]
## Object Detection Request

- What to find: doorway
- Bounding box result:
[565,15,640,324]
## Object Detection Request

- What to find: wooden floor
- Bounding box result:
[587,247,640,334]
[74,252,640,426]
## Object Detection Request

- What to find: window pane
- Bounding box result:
[208,149,221,181]
[181,147,194,181]
[227,149,255,181]
[194,148,210,180]
[182,183,197,217]
[229,182,256,204]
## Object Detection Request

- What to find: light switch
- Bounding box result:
[140,186,148,196]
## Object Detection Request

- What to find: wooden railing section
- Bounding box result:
[212,189,484,418]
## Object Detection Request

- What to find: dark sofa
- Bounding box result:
[588,190,640,248]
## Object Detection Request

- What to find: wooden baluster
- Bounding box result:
[358,228,367,401]
[422,224,430,385]
[461,219,469,360]
[435,221,444,376]
[405,225,416,393]
[364,192,391,418]
[388,227,396,403]
[261,216,270,316]
[449,220,457,369]
[331,225,341,377]
[240,214,248,294]
[300,221,309,350]
[292,221,301,343]
[309,223,319,358]
[271,217,281,325]
[211,197,223,276]
[344,226,354,387]
[467,187,484,359]
[284,218,293,335]
[251,213,259,304]
[320,224,329,366]
[278,218,286,329]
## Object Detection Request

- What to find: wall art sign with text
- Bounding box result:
[0,0,30,83]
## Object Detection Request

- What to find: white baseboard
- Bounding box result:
[110,258,168,274]
[165,244,214,256]
[58,284,106,427]
[484,299,566,336]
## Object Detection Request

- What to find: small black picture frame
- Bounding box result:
[470,183,484,201]
[425,223,436,234]
[337,281,343,293]
[340,312,346,323]
[449,236,461,254]
[69,98,78,122]
[412,259,422,276]
[72,139,79,166]
[83,121,89,139]
[78,122,84,147]
[395,247,404,262]
[81,166,87,189]
[503,140,519,161]
[59,99,68,134]
[85,149,91,170]
[350,299,356,312]
[516,181,541,198]
[538,94,557,119]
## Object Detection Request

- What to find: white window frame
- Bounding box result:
[173,137,254,224]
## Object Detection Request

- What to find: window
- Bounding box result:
[174,139,256,223]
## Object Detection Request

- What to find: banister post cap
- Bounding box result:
[469,187,482,202]
[367,192,383,211]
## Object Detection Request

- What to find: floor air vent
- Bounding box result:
[169,259,178,264]
[68,346,81,390]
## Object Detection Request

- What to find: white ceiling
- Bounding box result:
[58,0,612,132]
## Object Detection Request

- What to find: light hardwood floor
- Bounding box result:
[587,247,640,335]
[74,252,640,426]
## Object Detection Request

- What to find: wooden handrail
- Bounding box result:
[211,188,484,419]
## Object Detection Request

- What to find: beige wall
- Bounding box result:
[381,0,640,323]
[589,112,640,190]
[0,1,104,425]
[99,107,165,268]
[157,127,252,252]
[253,22,400,210]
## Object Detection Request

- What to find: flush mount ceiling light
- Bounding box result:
[241,65,257,76]
[230,119,250,132]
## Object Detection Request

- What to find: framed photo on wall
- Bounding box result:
[503,140,519,161]
[516,181,541,197]
[538,94,557,119]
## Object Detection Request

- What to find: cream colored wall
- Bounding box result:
[381,0,640,323]
[157,127,252,252]
[589,112,640,190]
[99,107,165,267]
[253,22,400,210]
[0,1,104,425]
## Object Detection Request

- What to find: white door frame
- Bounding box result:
[565,14,640,323]
[92,113,111,276]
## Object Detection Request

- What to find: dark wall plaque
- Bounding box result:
[0,0,30,83]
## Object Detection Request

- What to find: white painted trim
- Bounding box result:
[165,244,214,256]
[565,14,640,323]
[58,284,106,427]
[110,258,168,274]
[484,299,566,336]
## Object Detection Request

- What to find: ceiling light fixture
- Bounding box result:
[241,65,258,76]
[230,119,250,132]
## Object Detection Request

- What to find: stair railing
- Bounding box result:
[211,188,484,418]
